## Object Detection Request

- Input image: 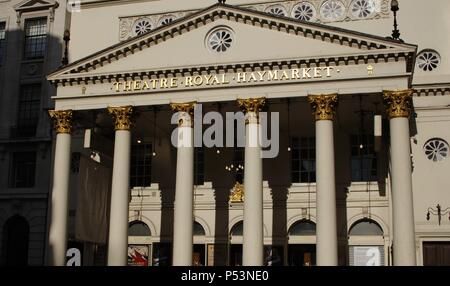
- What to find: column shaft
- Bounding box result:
[390,118,416,265]
[107,130,131,266]
[48,133,71,266]
[171,102,196,266]
[107,106,133,266]
[243,118,264,266]
[383,89,416,266]
[308,94,339,266]
[315,120,338,266]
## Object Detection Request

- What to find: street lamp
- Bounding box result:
[390,0,403,42]
[62,29,70,65]
[426,204,450,225]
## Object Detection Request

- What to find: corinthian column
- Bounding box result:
[48,110,73,266]
[383,89,416,266]
[107,106,134,266]
[171,102,196,266]
[308,94,339,266]
[238,97,266,266]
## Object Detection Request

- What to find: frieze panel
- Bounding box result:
[119,0,390,41]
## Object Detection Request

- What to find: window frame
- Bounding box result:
[130,143,152,188]
[291,137,316,184]
[0,21,6,64]
[17,84,41,135]
[8,151,37,188]
[23,17,48,60]
[194,147,205,186]
[350,134,378,182]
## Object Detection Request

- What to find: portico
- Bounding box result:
[46,4,417,266]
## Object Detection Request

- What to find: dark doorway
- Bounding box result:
[229,244,242,266]
[288,244,316,266]
[2,215,29,266]
[193,244,205,266]
[423,242,450,266]
[152,242,172,266]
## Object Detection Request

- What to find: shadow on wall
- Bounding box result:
[270,185,288,265]
[0,26,64,266]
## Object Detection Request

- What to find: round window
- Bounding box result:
[158,15,176,27]
[265,4,288,17]
[417,50,441,72]
[133,18,153,36]
[206,27,234,53]
[351,0,377,19]
[424,138,449,162]
[292,2,317,22]
[320,0,346,21]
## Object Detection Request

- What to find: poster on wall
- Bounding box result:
[352,246,382,266]
[128,245,149,266]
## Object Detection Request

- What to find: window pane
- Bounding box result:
[15,84,41,137]
[291,137,316,183]
[0,22,5,62]
[24,18,47,59]
[350,134,377,181]
[194,147,204,185]
[9,151,36,188]
[130,143,152,187]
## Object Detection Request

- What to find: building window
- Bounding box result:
[206,27,234,53]
[17,84,41,137]
[24,18,47,59]
[9,151,36,188]
[291,2,317,22]
[291,137,316,183]
[0,22,5,63]
[265,4,288,17]
[349,219,384,266]
[158,15,176,27]
[320,0,346,21]
[350,0,377,19]
[130,143,152,187]
[417,50,440,72]
[351,134,377,181]
[424,138,449,162]
[133,18,153,36]
[194,147,205,186]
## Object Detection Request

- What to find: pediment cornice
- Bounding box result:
[14,0,58,12]
[48,3,417,85]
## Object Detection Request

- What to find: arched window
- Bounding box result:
[2,215,29,266]
[288,220,316,236]
[193,221,205,236]
[230,221,243,237]
[128,221,151,236]
[349,219,383,236]
[348,219,385,266]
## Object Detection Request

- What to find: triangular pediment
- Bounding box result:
[14,0,56,11]
[48,3,417,83]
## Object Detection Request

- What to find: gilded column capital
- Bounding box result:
[237,97,266,114]
[107,106,134,131]
[307,93,338,121]
[170,101,197,114]
[170,101,197,127]
[383,89,414,119]
[48,110,73,134]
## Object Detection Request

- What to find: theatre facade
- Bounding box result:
[45,0,450,266]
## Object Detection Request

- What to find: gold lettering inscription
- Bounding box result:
[112,67,341,92]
